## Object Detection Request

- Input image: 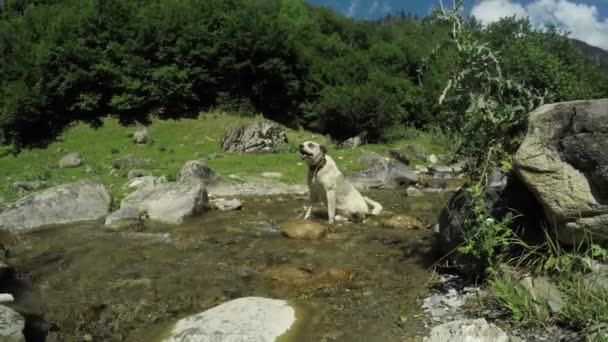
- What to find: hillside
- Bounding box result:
[572,39,608,69]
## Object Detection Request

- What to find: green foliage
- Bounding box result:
[490,272,551,324]
[0,0,607,147]
[457,184,521,273]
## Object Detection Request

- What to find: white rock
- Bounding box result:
[0,294,14,303]
[0,305,25,342]
[428,154,439,165]
[162,297,296,342]
[424,318,509,342]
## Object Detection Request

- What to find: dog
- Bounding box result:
[299,141,382,223]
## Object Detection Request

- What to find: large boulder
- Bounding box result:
[0,305,25,342]
[110,161,209,226]
[423,318,508,342]
[0,181,111,233]
[514,99,608,244]
[348,154,418,188]
[161,297,297,342]
[220,121,287,153]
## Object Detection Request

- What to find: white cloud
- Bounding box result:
[471,0,608,50]
[346,0,359,17]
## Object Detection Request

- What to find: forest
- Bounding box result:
[1,0,608,147]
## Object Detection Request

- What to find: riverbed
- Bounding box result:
[3,189,451,342]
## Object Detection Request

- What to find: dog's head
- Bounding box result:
[299,141,327,166]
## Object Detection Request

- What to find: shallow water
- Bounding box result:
[5,189,451,342]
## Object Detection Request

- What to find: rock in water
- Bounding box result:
[111,160,210,225]
[0,181,111,233]
[220,121,288,153]
[280,220,327,240]
[423,318,508,342]
[161,297,296,342]
[406,186,424,197]
[212,198,242,211]
[0,305,26,342]
[515,99,608,244]
[104,207,142,230]
[379,215,424,230]
[348,156,418,189]
[58,152,83,168]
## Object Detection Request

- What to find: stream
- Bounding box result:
[2,189,451,342]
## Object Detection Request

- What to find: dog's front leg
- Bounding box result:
[326,189,336,224]
[304,192,315,220]
[304,203,313,220]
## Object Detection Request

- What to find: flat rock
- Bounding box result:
[348,157,418,189]
[133,128,150,144]
[280,220,327,240]
[423,318,508,342]
[0,181,110,233]
[161,297,297,342]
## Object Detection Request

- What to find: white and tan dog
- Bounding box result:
[299,141,382,223]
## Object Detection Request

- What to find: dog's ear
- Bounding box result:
[320,144,327,155]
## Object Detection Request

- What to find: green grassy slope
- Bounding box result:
[0,112,447,203]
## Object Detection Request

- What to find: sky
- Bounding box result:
[307,0,608,50]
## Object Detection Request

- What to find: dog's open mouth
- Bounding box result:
[299,148,313,160]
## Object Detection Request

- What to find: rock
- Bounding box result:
[415,165,430,174]
[438,168,545,272]
[112,155,152,170]
[116,161,209,225]
[127,169,151,180]
[0,305,25,342]
[261,266,314,285]
[406,186,424,197]
[10,181,49,195]
[125,176,157,190]
[179,160,217,184]
[0,181,111,233]
[406,144,429,161]
[261,172,283,179]
[132,128,150,144]
[428,154,439,165]
[519,276,565,314]
[161,297,297,342]
[379,215,424,230]
[348,157,418,189]
[583,272,608,293]
[424,178,448,189]
[0,294,14,303]
[220,121,288,153]
[212,198,242,211]
[514,99,608,244]
[388,148,410,165]
[339,136,363,149]
[423,318,508,342]
[58,152,83,168]
[280,220,327,240]
[104,207,142,230]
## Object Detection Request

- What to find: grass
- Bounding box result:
[0,111,448,203]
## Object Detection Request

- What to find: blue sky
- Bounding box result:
[307,0,608,50]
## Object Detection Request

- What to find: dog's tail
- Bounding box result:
[364,196,383,216]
